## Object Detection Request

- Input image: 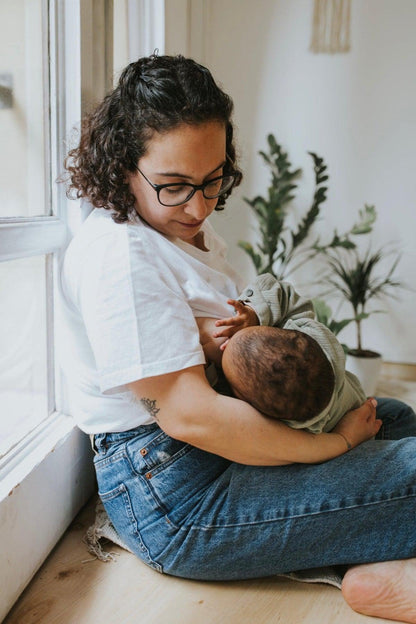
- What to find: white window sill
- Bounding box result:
[0,412,96,621]
[0,411,76,500]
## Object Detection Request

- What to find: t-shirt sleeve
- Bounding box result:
[76,229,205,393]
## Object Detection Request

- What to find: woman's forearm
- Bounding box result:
[128,365,360,466]
[175,392,350,465]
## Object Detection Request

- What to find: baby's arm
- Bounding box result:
[238,273,315,327]
[198,273,314,360]
[197,302,259,364]
[209,275,315,348]
[212,299,259,347]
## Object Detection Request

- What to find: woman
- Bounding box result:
[61,54,416,623]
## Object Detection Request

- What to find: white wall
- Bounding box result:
[167,0,416,364]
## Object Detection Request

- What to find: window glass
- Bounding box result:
[0,0,48,217]
[0,256,49,458]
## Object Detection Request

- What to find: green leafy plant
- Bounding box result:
[312,204,377,253]
[239,134,375,280]
[312,298,355,353]
[319,243,403,356]
[239,134,404,358]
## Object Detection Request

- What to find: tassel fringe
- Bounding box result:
[310,0,351,54]
[83,498,132,562]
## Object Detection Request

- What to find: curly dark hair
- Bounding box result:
[64,54,242,223]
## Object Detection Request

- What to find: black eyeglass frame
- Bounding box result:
[135,166,239,207]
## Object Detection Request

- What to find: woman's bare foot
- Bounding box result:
[342,559,416,623]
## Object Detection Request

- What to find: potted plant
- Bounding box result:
[312,298,355,354]
[239,134,404,395]
[317,241,403,395]
[239,134,374,280]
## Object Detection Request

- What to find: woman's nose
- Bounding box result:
[183,190,211,219]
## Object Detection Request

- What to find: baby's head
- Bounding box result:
[222,326,335,422]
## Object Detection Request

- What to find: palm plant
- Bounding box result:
[321,246,402,355]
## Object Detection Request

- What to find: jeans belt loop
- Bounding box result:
[90,434,99,455]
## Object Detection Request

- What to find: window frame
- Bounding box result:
[0,1,167,617]
[0,1,99,619]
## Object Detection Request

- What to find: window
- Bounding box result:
[0,1,48,218]
[0,2,165,619]
[0,256,49,458]
[0,1,101,619]
[0,0,68,460]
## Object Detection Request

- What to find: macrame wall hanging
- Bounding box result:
[310,0,351,54]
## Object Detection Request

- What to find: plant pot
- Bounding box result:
[346,350,383,397]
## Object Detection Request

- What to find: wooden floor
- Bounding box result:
[5,367,416,624]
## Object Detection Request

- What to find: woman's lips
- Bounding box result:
[178,220,204,228]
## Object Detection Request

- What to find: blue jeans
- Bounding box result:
[93,398,416,580]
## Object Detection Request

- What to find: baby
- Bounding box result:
[197,274,366,434]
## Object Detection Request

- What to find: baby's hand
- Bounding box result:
[213,299,259,349]
[333,398,382,450]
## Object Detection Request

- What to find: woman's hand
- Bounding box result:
[196,317,228,366]
[213,299,259,349]
[333,398,382,451]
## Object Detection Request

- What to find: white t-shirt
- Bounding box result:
[57,209,244,434]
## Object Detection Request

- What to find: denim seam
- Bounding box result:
[93,448,128,467]
[139,430,171,450]
[103,482,163,573]
[168,491,416,531]
[125,441,194,478]
[98,483,126,501]
[138,473,171,516]
[95,444,171,518]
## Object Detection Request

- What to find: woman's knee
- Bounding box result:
[375,397,416,440]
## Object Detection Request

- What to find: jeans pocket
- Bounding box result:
[125,431,229,527]
[98,481,163,573]
[126,429,192,477]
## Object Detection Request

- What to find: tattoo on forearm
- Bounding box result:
[140,398,160,421]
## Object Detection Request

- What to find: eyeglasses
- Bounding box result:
[136,166,239,207]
